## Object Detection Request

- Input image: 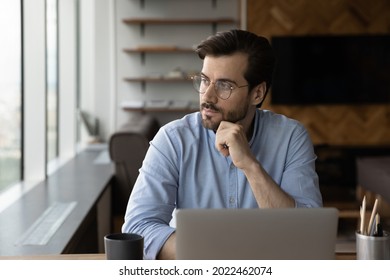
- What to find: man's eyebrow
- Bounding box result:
[199,72,209,79]
[218,78,237,85]
[200,72,238,85]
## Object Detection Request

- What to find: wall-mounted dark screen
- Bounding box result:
[271,35,390,105]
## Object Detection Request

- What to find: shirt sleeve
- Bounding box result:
[122,125,179,260]
[280,123,323,208]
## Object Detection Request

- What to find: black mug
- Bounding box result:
[104,233,144,260]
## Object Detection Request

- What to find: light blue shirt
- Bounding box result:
[122,110,322,259]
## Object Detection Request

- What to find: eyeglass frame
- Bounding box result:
[190,74,249,100]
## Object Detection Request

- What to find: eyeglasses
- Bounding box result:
[190,74,248,100]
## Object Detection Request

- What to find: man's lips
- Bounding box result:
[203,107,218,114]
[202,109,219,118]
[201,104,220,117]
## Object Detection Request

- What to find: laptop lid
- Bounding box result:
[176,208,339,260]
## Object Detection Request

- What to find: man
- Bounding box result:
[122,29,322,260]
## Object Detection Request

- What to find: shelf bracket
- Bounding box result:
[140,23,145,37]
[212,22,217,34]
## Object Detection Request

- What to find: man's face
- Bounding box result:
[199,53,251,131]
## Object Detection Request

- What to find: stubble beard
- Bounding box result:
[200,101,249,131]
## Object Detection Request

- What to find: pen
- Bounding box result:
[360,196,366,235]
[376,223,384,237]
[369,213,377,236]
[374,213,383,237]
[367,198,379,236]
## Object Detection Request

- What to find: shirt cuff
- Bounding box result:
[145,227,176,260]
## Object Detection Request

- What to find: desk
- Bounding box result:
[0,253,355,260]
[0,254,105,260]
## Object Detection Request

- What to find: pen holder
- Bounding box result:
[355,231,390,260]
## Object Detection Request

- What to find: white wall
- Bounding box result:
[78,0,115,142]
[59,0,77,160]
[93,0,115,141]
[78,0,95,143]
[23,0,46,182]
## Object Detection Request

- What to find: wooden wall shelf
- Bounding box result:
[122,18,236,25]
[122,107,197,113]
[123,47,196,64]
[123,77,190,82]
[124,76,191,92]
[123,18,236,35]
[121,100,198,113]
[123,47,194,53]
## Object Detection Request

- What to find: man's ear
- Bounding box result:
[252,82,266,106]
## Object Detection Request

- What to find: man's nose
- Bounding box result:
[202,83,218,103]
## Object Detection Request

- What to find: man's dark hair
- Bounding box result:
[195,29,276,108]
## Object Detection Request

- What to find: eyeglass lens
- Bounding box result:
[192,75,232,100]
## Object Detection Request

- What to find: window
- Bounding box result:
[0,0,22,192]
[46,0,58,163]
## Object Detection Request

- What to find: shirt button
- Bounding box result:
[229,197,235,204]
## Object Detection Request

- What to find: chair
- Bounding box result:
[109,114,160,217]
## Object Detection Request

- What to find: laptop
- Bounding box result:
[176,207,339,260]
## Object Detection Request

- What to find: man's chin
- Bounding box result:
[201,118,221,131]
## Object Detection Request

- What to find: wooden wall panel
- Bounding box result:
[247,0,390,146]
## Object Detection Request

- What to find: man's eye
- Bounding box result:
[218,82,232,90]
[201,77,209,84]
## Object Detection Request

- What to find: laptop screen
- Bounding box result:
[176,208,338,260]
